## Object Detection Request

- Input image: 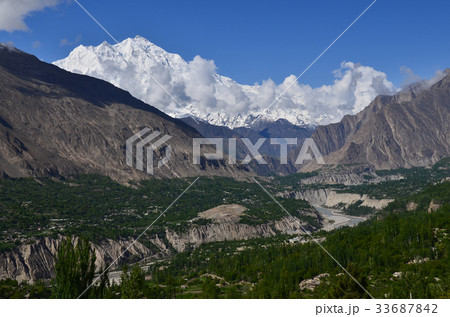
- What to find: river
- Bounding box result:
[313,205,366,231]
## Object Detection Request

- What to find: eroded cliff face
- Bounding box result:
[165,216,313,252]
[0,205,322,282]
[283,188,331,206]
[299,166,404,186]
[164,204,321,252]
[0,236,161,283]
[281,189,393,210]
[324,191,393,210]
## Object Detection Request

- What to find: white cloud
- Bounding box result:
[185,56,218,110]
[178,59,397,125]
[400,66,421,87]
[125,56,396,125]
[426,70,447,87]
[32,40,42,48]
[400,66,447,91]
[54,39,399,126]
[60,34,82,47]
[0,0,60,32]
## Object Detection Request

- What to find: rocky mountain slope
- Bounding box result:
[308,71,450,170]
[0,45,247,181]
[280,188,392,210]
[0,236,157,283]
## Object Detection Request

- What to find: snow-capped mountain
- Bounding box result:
[54,35,396,128]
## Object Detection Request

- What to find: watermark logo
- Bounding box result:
[126,130,325,174]
[126,128,172,175]
[193,137,325,165]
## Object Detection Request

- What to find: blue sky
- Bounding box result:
[1,0,449,87]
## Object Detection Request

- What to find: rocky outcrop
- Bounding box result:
[300,172,404,186]
[0,238,57,283]
[281,189,393,210]
[406,201,418,211]
[165,216,313,253]
[300,173,369,186]
[0,236,162,283]
[282,188,331,205]
[299,273,330,291]
[307,70,450,170]
[428,200,442,213]
[325,192,393,210]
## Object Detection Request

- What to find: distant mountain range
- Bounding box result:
[53,35,396,129]
[1,43,448,181]
[180,116,314,175]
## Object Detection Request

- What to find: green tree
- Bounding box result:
[92,264,111,299]
[201,277,221,298]
[224,285,242,299]
[52,237,96,299]
[166,275,178,299]
[120,265,145,299]
[327,263,371,299]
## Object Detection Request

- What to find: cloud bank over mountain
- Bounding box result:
[54,36,397,128]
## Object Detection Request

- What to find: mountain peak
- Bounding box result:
[99,40,112,47]
[132,34,153,44]
[122,35,153,47]
[53,36,398,129]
